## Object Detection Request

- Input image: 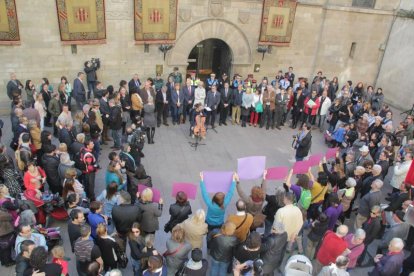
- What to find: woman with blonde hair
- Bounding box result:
[34,93,46,130]
[165,225,192,275]
[193,81,206,107]
[73,110,85,134]
[136,188,164,236]
[180,209,208,249]
[95,223,119,272]
[28,120,41,151]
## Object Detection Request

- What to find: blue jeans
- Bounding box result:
[210,258,229,276]
[111,129,122,148]
[92,138,100,162]
[295,156,304,161]
[131,258,141,276]
[264,219,273,237]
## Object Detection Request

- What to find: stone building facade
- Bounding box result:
[0,0,406,113]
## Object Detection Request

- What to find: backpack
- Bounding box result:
[298,189,312,211]
[15,145,31,171]
[73,147,87,171]
[74,238,94,262]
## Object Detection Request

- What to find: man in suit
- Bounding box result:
[286,66,295,88]
[99,90,111,142]
[128,74,141,93]
[155,85,169,127]
[73,72,86,111]
[205,85,221,129]
[166,76,175,119]
[139,79,156,105]
[274,88,289,130]
[6,72,23,100]
[219,82,232,126]
[182,78,195,124]
[171,83,184,125]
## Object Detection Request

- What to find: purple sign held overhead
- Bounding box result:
[237,156,266,180]
[292,160,310,174]
[308,154,324,167]
[138,184,161,203]
[172,183,197,200]
[203,171,233,193]
[266,166,289,180]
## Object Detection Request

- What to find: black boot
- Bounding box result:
[150,128,155,144]
[146,128,151,144]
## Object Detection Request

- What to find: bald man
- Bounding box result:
[370,238,405,276]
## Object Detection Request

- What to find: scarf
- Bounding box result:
[186,259,202,270]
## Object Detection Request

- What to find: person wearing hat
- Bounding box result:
[218,72,230,90]
[154,73,164,93]
[206,73,218,92]
[356,145,373,166]
[378,211,410,254]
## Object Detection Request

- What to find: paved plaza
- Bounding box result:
[0,115,389,275]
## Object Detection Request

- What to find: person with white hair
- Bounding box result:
[370,238,405,275]
[355,179,383,229]
[390,152,413,193]
[343,229,366,269]
[260,221,288,276]
[360,164,383,198]
[318,255,350,276]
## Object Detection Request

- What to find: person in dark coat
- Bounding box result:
[369,238,405,276]
[84,59,100,99]
[41,144,61,195]
[143,101,156,144]
[357,205,382,266]
[7,73,23,100]
[73,72,86,111]
[294,122,312,161]
[260,221,288,276]
[112,191,142,251]
[108,98,123,150]
[164,192,192,233]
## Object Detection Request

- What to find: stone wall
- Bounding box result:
[0,0,399,113]
[376,0,414,111]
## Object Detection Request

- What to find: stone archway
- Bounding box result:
[168,18,252,67]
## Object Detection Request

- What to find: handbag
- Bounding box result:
[116,244,129,268]
[255,101,263,113]
[251,213,266,230]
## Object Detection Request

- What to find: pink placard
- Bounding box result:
[292,160,310,174]
[266,166,289,180]
[308,154,324,167]
[172,183,197,200]
[326,148,338,159]
[138,184,161,203]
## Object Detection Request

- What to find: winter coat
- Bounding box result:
[135,200,163,233]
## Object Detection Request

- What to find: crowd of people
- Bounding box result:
[0,65,414,276]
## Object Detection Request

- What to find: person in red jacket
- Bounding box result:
[304,90,320,126]
[314,225,349,275]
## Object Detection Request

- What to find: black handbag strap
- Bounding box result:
[236,214,248,230]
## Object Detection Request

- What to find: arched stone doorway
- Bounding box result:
[168,18,252,74]
[187,38,232,80]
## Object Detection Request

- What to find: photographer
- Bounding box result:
[84,58,100,100]
[293,122,312,161]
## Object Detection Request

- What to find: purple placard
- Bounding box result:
[308,154,324,167]
[203,171,233,193]
[326,148,338,159]
[292,160,310,174]
[138,184,161,203]
[172,183,197,200]
[266,166,290,180]
[237,156,266,180]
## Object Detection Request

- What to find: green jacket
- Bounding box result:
[48,98,62,117]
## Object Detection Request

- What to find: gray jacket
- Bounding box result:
[165,239,192,276]
[135,200,163,233]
